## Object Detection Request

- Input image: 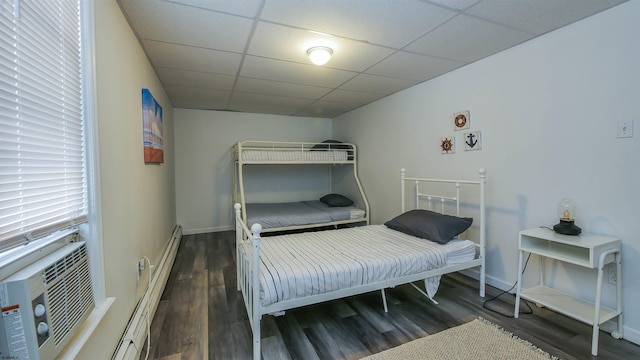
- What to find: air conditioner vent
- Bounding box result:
[42,244,93,345]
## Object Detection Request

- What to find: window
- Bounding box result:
[0,0,86,253]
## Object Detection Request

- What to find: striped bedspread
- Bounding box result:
[258,225,449,306]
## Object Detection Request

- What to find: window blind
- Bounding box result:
[0,0,86,252]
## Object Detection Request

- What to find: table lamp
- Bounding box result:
[553,198,582,235]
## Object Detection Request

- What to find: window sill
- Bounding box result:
[58,296,115,360]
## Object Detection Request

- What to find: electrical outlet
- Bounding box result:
[607,266,617,285]
[138,258,146,272]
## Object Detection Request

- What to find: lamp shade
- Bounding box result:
[307,46,333,65]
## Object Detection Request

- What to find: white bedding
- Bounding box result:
[241,149,348,162]
[258,225,476,306]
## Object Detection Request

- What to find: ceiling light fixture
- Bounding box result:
[307,46,333,66]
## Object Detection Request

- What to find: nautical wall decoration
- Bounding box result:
[464,131,482,151]
[453,111,470,131]
[440,136,455,154]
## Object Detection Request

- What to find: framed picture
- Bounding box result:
[142,89,163,163]
[453,111,470,131]
[464,131,482,151]
[440,136,455,154]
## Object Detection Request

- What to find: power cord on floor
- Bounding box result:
[482,253,533,318]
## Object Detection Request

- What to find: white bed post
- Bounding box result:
[400,168,406,212]
[235,203,242,291]
[478,168,487,298]
[250,223,262,360]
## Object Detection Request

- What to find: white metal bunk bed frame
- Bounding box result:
[232,140,370,232]
[235,168,487,359]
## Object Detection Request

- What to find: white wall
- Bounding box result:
[174,109,333,233]
[78,1,177,358]
[334,1,640,343]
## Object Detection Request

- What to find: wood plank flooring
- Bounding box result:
[141,231,639,360]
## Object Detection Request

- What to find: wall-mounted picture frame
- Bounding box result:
[464,131,482,151]
[453,111,470,131]
[440,136,455,154]
[142,88,164,163]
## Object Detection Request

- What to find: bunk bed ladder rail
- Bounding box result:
[234,204,262,359]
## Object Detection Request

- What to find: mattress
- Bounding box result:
[240,149,348,162]
[246,200,364,229]
[258,225,476,306]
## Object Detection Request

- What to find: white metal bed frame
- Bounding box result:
[232,140,370,232]
[235,168,487,359]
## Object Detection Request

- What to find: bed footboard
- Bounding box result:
[234,204,262,359]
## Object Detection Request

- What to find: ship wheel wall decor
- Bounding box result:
[440,137,455,154]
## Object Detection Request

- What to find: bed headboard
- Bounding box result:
[400,168,486,215]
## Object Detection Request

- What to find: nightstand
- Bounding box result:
[514,227,623,356]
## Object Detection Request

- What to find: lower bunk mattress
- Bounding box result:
[246,200,365,229]
[258,224,476,307]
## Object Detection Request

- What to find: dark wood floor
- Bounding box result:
[141,231,639,360]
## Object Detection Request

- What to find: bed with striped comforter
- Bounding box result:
[258,225,471,306]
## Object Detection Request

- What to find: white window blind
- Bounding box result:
[0,0,86,252]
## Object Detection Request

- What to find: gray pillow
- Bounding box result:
[384,209,472,244]
[320,193,353,207]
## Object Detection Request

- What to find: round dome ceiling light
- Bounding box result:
[307,46,333,66]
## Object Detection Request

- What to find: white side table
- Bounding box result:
[514,227,623,356]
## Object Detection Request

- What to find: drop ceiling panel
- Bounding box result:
[405,14,533,63]
[366,51,466,81]
[259,0,457,48]
[155,68,236,89]
[320,89,386,104]
[247,22,396,71]
[339,74,419,94]
[228,92,315,115]
[143,40,242,74]
[119,0,253,52]
[296,100,361,118]
[168,0,263,17]
[240,56,357,88]
[466,0,627,35]
[235,77,332,100]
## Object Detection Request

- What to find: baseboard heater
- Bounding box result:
[112,225,182,360]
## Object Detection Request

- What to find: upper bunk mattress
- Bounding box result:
[240,149,349,162]
[246,200,362,229]
[258,224,476,306]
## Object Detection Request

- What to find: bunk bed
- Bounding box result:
[235,168,487,359]
[232,140,370,232]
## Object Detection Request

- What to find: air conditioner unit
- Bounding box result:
[0,241,94,360]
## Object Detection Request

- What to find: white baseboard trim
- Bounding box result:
[112,225,183,360]
[183,224,232,235]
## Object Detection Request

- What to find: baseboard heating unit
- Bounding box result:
[0,240,94,360]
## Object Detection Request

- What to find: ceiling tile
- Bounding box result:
[366,51,465,81]
[235,77,332,100]
[166,0,263,17]
[405,14,533,63]
[260,0,457,48]
[247,22,395,71]
[466,0,627,34]
[143,40,242,74]
[155,67,236,89]
[120,0,253,52]
[295,100,360,118]
[339,74,419,94]
[426,0,480,11]
[228,92,315,115]
[165,85,231,110]
[240,56,357,88]
[320,89,386,104]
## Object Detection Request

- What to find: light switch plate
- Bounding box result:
[617,119,633,138]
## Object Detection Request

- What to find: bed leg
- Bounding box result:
[381,289,388,313]
[253,330,260,360]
